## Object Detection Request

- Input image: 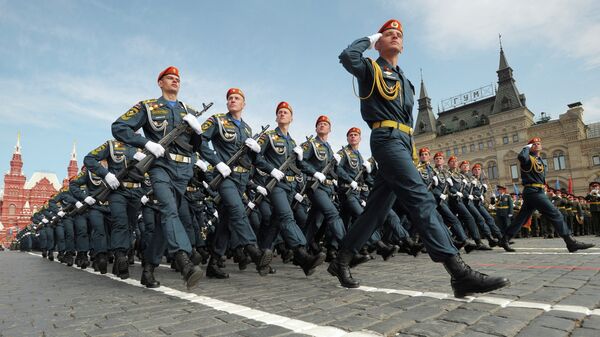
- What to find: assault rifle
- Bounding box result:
[246,136,313,215]
[128,102,213,181]
[208,125,270,191]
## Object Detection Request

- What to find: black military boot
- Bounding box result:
[58,251,65,263]
[175,250,203,290]
[206,254,229,279]
[234,246,251,270]
[462,240,478,254]
[293,246,326,276]
[48,250,55,261]
[327,250,360,288]
[96,253,108,274]
[277,243,294,264]
[196,246,210,265]
[499,236,515,252]
[475,239,492,251]
[443,254,511,298]
[375,241,398,261]
[113,250,129,279]
[107,251,115,264]
[562,235,595,252]
[244,245,273,276]
[42,250,47,259]
[64,251,74,267]
[402,237,423,257]
[80,252,89,269]
[140,262,160,288]
[325,248,338,262]
[127,249,135,265]
[190,248,203,266]
[486,236,499,248]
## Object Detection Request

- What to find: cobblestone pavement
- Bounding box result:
[1,236,600,337]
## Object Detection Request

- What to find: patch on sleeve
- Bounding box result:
[90,143,107,156]
[119,102,142,121]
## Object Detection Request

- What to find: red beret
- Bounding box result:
[418,147,430,155]
[471,163,482,170]
[378,19,403,34]
[346,127,361,136]
[315,115,331,127]
[276,101,292,114]
[528,137,541,145]
[227,88,245,99]
[433,152,444,159]
[447,156,457,163]
[158,66,179,81]
[460,160,470,167]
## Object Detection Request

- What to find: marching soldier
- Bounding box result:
[198,87,273,276]
[495,185,513,233]
[470,164,504,242]
[302,115,350,261]
[253,101,326,276]
[84,139,146,279]
[585,182,600,236]
[111,66,203,289]
[499,137,594,252]
[70,167,111,274]
[446,156,490,250]
[329,19,509,297]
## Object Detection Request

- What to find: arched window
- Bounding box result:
[553,151,567,171]
[487,161,499,179]
[8,204,16,215]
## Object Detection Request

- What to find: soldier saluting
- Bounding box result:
[328,19,509,297]
[111,66,203,289]
[499,137,594,252]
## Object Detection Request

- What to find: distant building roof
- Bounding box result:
[24,172,61,190]
[587,122,600,139]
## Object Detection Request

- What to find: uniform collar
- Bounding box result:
[158,96,179,108]
[376,57,402,76]
[226,112,244,125]
[275,127,289,139]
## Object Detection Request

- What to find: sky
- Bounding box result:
[1,0,599,182]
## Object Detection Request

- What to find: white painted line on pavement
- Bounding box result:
[504,252,600,255]
[27,253,381,337]
[355,285,599,316]
[508,247,600,250]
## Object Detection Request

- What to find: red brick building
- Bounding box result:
[0,134,78,245]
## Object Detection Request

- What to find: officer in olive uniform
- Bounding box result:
[302,115,349,260]
[495,186,513,233]
[500,137,594,252]
[84,139,146,279]
[329,19,509,298]
[253,101,326,276]
[111,66,203,289]
[198,87,273,276]
[585,182,600,236]
[70,167,111,273]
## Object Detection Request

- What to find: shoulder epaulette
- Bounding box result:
[142,98,158,104]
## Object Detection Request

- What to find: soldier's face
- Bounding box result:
[419,152,430,163]
[434,156,444,167]
[448,160,457,169]
[347,132,361,146]
[227,94,245,113]
[158,75,180,94]
[316,122,330,135]
[532,141,542,152]
[276,108,293,125]
[472,167,481,176]
[376,29,403,54]
[460,163,470,172]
